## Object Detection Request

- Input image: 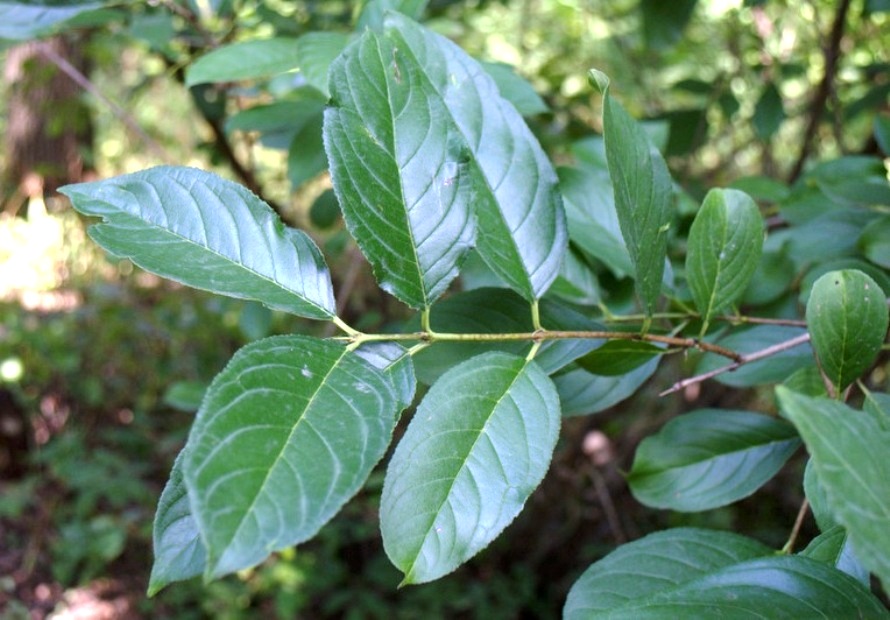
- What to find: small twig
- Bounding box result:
[660,332,812,396]
[782,498,810,554]
[36,41,173,163]
[589,466,626,544]
[718,315,808,328]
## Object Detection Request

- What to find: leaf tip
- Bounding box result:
[588,69,610,95]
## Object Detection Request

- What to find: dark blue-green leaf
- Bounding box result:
[802,526,870,586]
[555,359,660,416]
[627,409,800,511]
[576,340,662,376]
[0,1,102,40]
[60,167,336,320]
[565,527,888,619]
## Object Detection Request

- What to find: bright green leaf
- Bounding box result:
[325,15,566,307]
[356,0,428,31]
[804,459,836,531]
[806,269,889,392]
[60,167,336,320]
[802,526,870,586]
[686,188,763,332]
[162,381,207,412]
[576,340,662,376]
[380,352,560,584]
[184,335,399,578]
[0,1,102,40]
[863,389,890,431]
[564,527,888,619]
[595,70,673,316]
[777,388,890,590]
[627,409,800,511]
[149,451,206,595]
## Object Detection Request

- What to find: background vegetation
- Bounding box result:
[1,0,888,617]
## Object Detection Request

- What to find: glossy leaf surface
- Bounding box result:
[686,188,763,330]
[381,352,560,584]
[325,15,565,307]
[60,167,335,319]
[627,409,800,511]
[564,527,887,619]
[806,269,888,392]
[592,70,672,315]
[184,336,399,578]
[777,388,890,590]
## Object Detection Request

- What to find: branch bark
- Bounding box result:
[787,0,852,182]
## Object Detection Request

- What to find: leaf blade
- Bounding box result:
[183,335,399,578]
[380,352,560,584]
[777,388,890,590]
[805,269,889,392]
[627,409,800,511]
[686,188,763,330]
[60,166,335,319]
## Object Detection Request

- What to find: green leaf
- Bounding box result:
[59,166,335,320]
[640,0,697,51]
[162,381,207,412]
[686,188,763,332]
[859,215,890,269]
[627,409,800,511]
[876,115,890,155]
[752,82,785,140]
[186,38,302,86]
[863,389,890,431]
[555,359,660,416]
[805,269,889,392]
[287,111,327,189]
[481,62,548,117]
[409,288,603,384]
[695,326,813,387]
[183,335,399,578]
[324,15,566,307]
[186,33,349,94]
[804,459,837,531]
[557,165,633,277]
[801,526,870,586]
[356,0,428,31]
[0,1,102,40]
[777,388,890,590]
[380,352,560,584]
[576,340,662,376]
[550,246,601,306]
[149,451,206,595]
[565,528,887,619]
[353,341,417,413]
[596,71,673,315]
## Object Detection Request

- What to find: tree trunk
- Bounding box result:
[3,34,94,207]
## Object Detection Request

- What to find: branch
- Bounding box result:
[37,41,173,163]
[659,332,812,396]
[337,328,745,363]
[787,0,852,182]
